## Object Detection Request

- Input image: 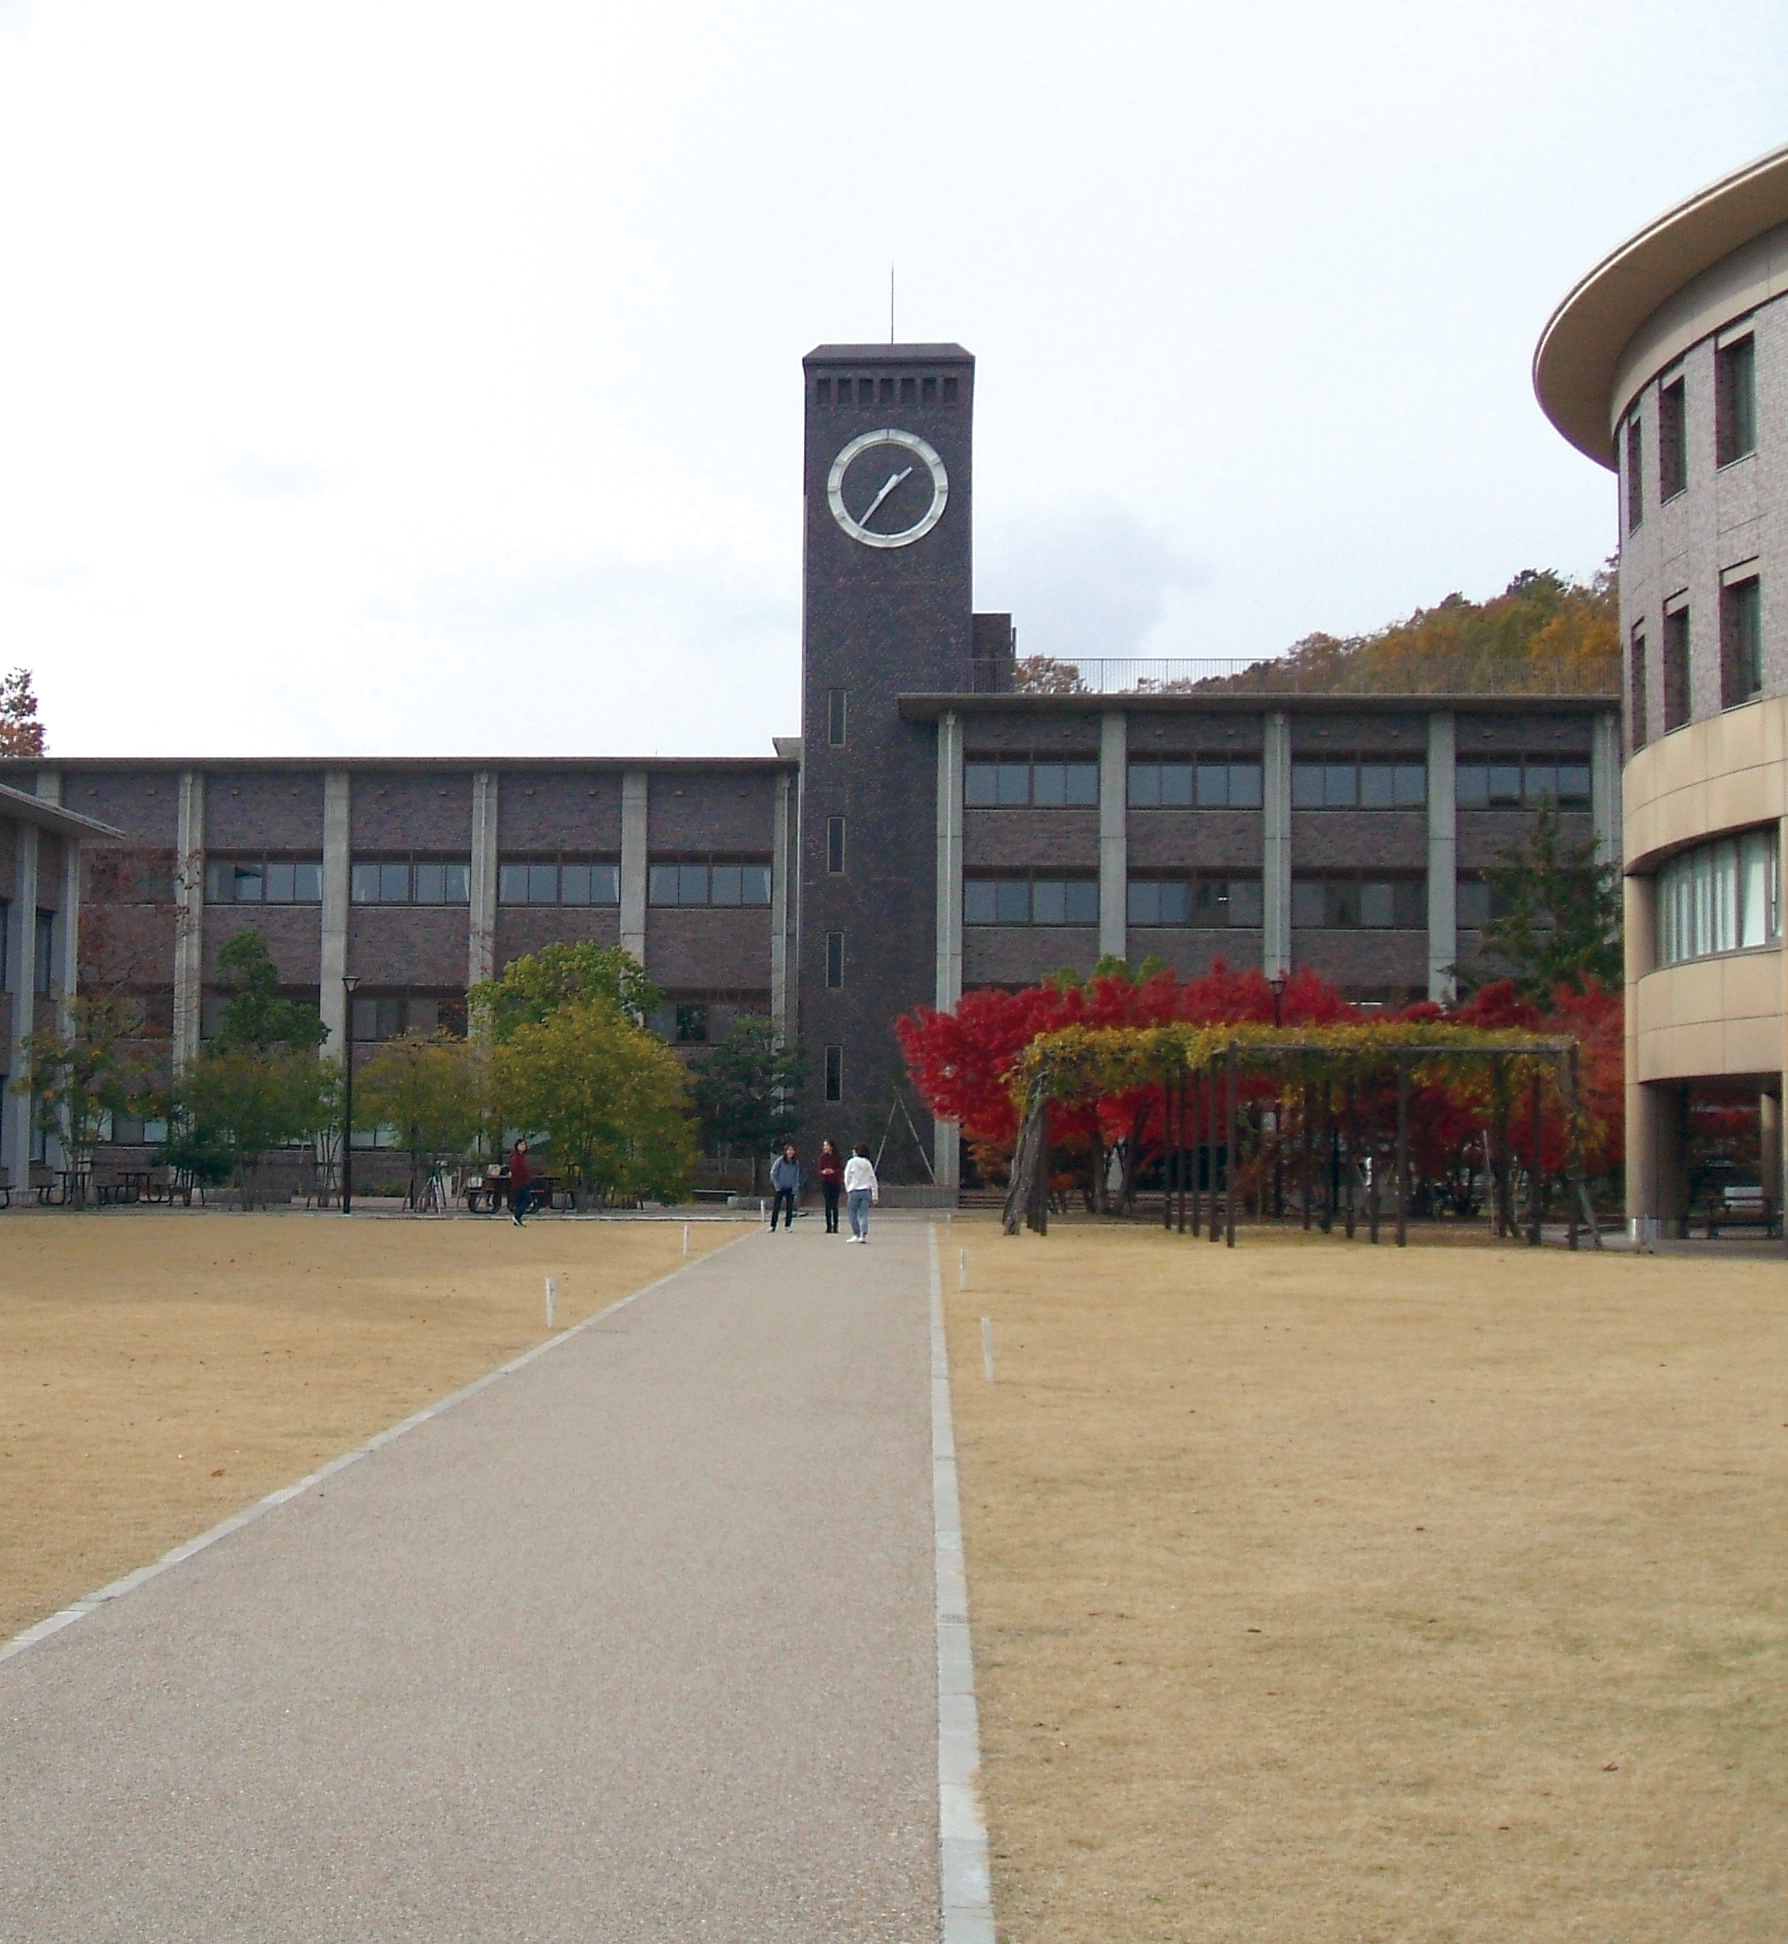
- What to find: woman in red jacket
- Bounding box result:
[815,1139,844,1235]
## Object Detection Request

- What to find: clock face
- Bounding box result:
[827,428,949,549]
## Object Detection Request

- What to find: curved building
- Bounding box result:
[1537,142,1788,1231]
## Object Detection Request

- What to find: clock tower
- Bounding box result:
[799,343,977,1171]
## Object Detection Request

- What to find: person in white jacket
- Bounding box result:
[842,1146,879,1243]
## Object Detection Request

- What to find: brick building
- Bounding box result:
[1,344,1618,1190]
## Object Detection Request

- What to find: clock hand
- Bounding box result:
[855,465,914,529]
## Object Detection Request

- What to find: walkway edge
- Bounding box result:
[929,1222,996,1944]
[1,1231,755,1669]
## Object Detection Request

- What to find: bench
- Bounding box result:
[1702,1188,1777,1239]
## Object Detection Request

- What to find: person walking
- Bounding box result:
[768,1143,801,1231]
[843,1144,878,1243]
[508,1139,533,1227]
[815,1139,844,1234]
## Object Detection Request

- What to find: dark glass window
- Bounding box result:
[1716,336,1756,466]
[648,859,771,905]
[824,1044,843,1102]
[1625,416,1643,531]
[208,857,322,904]
[498,860,619,905]
[826,816,845,874]
[1456,757,1590,810]
[1659,375,1687,500]
[1291,878,1424,929]
[1293,758,1424,808]
[34,910,55,993]
[964,876,1098,925]
[351,859,470,905]
[965,755,1098,806]
[827,688,847,747]
[815,377,831,405]
[350,992,466,1042]
[1663,607,1691,732]
[675,1003,708,1044]
[825,930,843,988]
[1128,759,1262,807]
[1722,577,1763,708]
[1630,627,1649,753]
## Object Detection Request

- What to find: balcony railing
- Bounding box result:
[967,656,1619,699]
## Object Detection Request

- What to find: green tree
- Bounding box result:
[353,1030,486,1207]
[491,998,695,1207]
[14,993,154,1190]
[168,926,336,1204]
[691,1014,809,1191]
[470,941,661,1039]
[1462,800,1623,1000]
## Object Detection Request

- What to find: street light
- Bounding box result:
[1267,971,1289,1218]
[340,974,360,1215]
[1268,970,1287,1027]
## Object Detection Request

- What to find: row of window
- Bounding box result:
[1630,576,1763,748]
[814,373,959,408]
[0,905,57,994]
[963,755,1591,810]
[203,856,773,907]
[1624,333,1756,532]
[963,875,1449,931]
[1656,828,1780,967]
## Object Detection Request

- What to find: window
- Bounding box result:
[1630,627,1649,753]
[826,816,845,874]
[825,930,844,988]
[922,375,937,404]
[964,754,1099,806]
[1291,877,1425,929]
[827,687,847,747]
[675,1003,709,1044]
[1659,375,1687,501]
[815,377,831,406]
[1657,829,1779,965]
[1721,576,1762,708]
[1455,756,1592,809]
[207,856,324,904]
[964,876,1099,925]
[647,859,773,905]
[1716,335,1757,465]
[824,1044,843,1103]
[351,992,466,1041]
[1662,604,1691,732]
[1457,875,1514,930]
[942,375,959,406]
[33,910,55,993]
[351,858,470,904]
[1127,759,1264,807]
[497,859,620,904]
[1291,758,1426,809]
[89,849,175,904]
[1625,416,1644,531]
[1127,877,1263,927]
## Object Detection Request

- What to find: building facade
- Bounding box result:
[1536,140,1788,1229]
[1,343,1619,1193]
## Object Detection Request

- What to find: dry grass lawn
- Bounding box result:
[945,1221,1788,1943]
[0,1211,743,1642]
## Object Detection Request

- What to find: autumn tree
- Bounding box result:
[0,668,45,757]
[490,998,695,1206]
[470,941,660,1037]
[1461,802,1623,1001]
[353,1029,486,1207]
[14,993,155,1188]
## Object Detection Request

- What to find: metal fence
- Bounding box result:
[969,656,1619,699]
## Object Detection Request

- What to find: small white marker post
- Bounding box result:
[959,1247,969,1290]
[545,1276,557,1332]
[981,1316,995,1382]
[682,1222,690,1257]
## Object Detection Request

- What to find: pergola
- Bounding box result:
[999,1020,1602,1250]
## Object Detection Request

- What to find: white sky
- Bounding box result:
[1,0,1784,760]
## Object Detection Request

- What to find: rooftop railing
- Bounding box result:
[967,656,1620,699]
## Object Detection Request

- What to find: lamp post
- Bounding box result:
[1267,971,1288,1218]
[340,973,360,1215]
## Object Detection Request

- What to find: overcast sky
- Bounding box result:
[1,0,1784,760]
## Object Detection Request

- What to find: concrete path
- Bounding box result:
[1,1216,948,1943]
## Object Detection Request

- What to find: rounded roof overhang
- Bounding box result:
[1534,141,1788,469]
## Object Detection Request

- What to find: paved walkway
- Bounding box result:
[1,1217,949,1943]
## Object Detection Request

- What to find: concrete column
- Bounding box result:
[1591,709,1622,870]
[33,772,78,1036]
[1262,711,1291,979]
[620,769,648,967]
[1760,1091,1781,1229]
[770,766,796,1038]
[1426,710,1457,1003]
[1098,711,1127,965]
[172,770,205,1070]
[468,769,499,997]
[319,770,351,1060]
[4,820,40,1186]
[933,710,964,1188]
[1624,866,1656,1228]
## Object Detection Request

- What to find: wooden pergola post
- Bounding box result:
[1207,1059,1223,1246]
[1527,1070,1545,1248]
[1395,1053,1409,1248]
[1225,1040,1239,1247]
[1300,1081,1314,1231]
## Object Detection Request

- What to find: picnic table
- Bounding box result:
[465,1169,571,1214]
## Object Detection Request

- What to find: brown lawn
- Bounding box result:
[0,1211,743,1642]
[945,1221,1788,1944]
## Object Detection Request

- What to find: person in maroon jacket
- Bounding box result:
[508,1138,533,1226]
[815,1138,844,1234]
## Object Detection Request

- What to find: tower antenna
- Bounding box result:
[889,263,895,345]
